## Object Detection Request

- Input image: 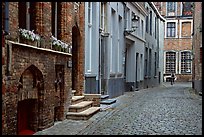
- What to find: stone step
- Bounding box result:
[69,101,93,112]
[66,107,101,120]
[71,96,85,105]
[101,95,109,100]
[100,99,116,105]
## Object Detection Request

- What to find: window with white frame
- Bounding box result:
[117,16,122,73]
[87,2,92,72]
[165,51,176,73]
[166,2,176,16]
[154,52,157,76]
[180,21,192,38]
[166,22,176,37]
[182,2,193,16]
[145,47,148,76]
[155,17,157,39]
[149,48,152,76]
[125,8,130,30]
[100,2,107,32]
[141,19,144,38]
[180,51,192,73]
[146,11,149,33]
[150,10,152,35]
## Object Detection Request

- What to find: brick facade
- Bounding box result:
[2,2,84,135]
[155,2,193,82]
[192,2,202,93]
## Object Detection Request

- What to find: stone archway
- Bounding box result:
[17,65,44,135]
[72,25,81,95]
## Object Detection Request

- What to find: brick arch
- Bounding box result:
[17,64,44,135]
[72,25,83,95]
[18,64,44,101]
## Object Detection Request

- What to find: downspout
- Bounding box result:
[4,2,12,80]
[98,2,101,94]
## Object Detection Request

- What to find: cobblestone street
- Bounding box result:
[34,82,202,135]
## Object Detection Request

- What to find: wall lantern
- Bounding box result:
[67,59,72,68]
[124,14,139,36]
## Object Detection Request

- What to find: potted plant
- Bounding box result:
[51,36,69,53]
[18,28,40,47]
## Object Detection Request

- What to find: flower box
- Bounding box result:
[18,28,40,47]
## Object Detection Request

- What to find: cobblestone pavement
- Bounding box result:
[34,82,202,135]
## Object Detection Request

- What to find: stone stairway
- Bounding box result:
[100,94,117,111]
[100,94,117,105]
[66,90,101,120]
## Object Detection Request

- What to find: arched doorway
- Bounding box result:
[17,99,37,135]
[17,65,44,135]
[72,26,80,93]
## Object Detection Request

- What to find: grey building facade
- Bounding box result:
[84,2,125,98]
[84,2,165,98]
[144,2,165,88]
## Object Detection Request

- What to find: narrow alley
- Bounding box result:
[34,82,202,135]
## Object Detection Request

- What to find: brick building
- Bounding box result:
[2,2,85,135]
[154,2,193,82]
[192,2,202,94]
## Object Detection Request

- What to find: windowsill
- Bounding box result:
[165,37,178,39]
[7,40,72,56]
[144,76,151,79]
[179,37,192,39]
[154,76,158,78]
[110,73,116,77]
[117,73,123,77]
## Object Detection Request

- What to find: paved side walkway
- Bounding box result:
[34,82,202,135]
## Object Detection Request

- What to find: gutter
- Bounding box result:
[149,2,166,22]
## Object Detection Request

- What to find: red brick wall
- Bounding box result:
[2,2,85,135]
[192,2,202,81]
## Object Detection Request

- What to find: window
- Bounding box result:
[180,21,192,38]
[145,47,148,76]
[166,22,176,37]
[150,11,152,35]
[146,8,149,33]
[149,49,152,76]
[165,51,176,73]
[125,8,130,30]
[51,2,60,38]
[167,2,176,16]
[100,2,107,31]
[141,20,144,38]
[4,2,9,32]
[18,2,35,31]
[154,52,157,76]
[140,54,143,79]
[182,2,193,16]
[181,51,192,73]
[155,17,157,39]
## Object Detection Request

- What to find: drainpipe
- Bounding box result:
[98,2,101,94]
[4,2,12,80]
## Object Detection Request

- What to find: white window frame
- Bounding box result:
[141,19,144,39]
[87,2,92,73]
[180,2,183,16]
[165,20,178,38]
[166,2,177,16]
[164,50,178,74]
[179,19,193,38]
[178,50,192,74]
[125,8,131,30]
[100,2,107,32]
